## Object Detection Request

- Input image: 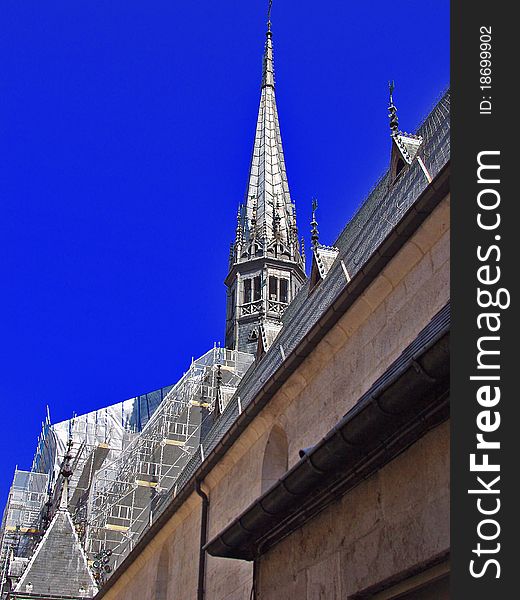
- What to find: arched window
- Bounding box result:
[154,542,171,600]
[261,425,289,493]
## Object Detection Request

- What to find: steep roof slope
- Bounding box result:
[15,508,97,598]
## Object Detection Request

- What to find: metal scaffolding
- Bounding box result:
[82,347,253,568]
[0,346,253,595]
[1,397,141,595]
[0,470,50,565]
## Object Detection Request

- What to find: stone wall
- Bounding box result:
[257,421,450,598]
[102,495,201,600]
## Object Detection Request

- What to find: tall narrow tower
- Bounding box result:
[225,12,306,354]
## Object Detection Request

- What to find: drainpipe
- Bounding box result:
[251,557,259,600]
[251,540,268,599]
[195,479,209,600]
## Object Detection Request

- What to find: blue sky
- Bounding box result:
[0,1,449,508]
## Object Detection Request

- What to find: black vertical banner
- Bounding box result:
[451,1,518,597]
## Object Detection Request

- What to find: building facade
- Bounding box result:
[1,10,450,600]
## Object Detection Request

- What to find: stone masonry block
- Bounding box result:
[361,274,394,310]
[383,241,424,288]
[337,297,373,337]
[431,229,450,273]
[412,195,450,253]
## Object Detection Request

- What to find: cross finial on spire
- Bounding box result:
[311,198,319,249]
[262,3,275,87]
[388,80,399,136]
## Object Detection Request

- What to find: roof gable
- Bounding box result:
[15,509,97,598]
[310,245,340,288]
[257,320,283,358]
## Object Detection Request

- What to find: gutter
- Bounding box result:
[204,303,450,560]
[93,163,449,598]
[9,594,88,600]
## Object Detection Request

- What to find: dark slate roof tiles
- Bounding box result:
[15,509,97,598]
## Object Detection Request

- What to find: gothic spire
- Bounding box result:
[225,4,306,353]
[231,4,303,269]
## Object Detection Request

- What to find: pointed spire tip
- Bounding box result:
[267,0,273,26]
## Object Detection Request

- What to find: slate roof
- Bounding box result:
[14,509,97,599]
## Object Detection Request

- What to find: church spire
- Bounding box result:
[231,3,304,268]
[225,4,306,353]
